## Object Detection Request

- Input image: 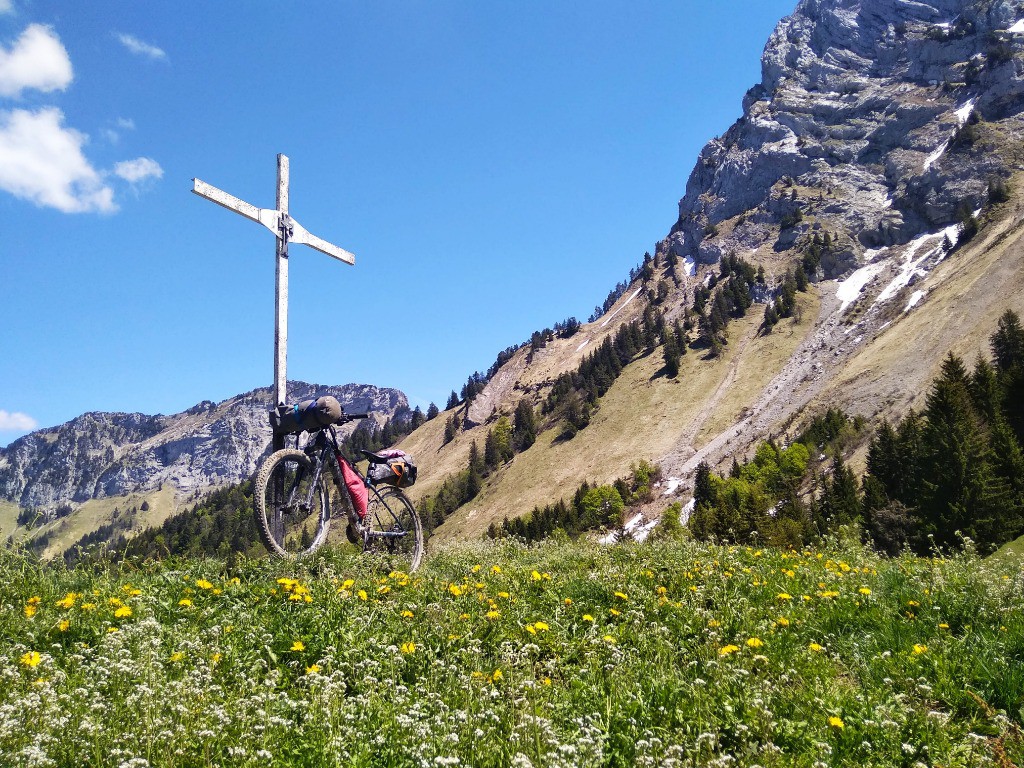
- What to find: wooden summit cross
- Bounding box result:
[192,154,355,449]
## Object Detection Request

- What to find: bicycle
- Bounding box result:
[253,412,424,571]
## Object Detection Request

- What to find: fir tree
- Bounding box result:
[426,402,439,420]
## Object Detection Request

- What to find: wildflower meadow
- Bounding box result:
[1,536,1022,767]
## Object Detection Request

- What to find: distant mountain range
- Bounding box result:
[0,382,407,512]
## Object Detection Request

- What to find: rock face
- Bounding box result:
[666,0,1024,277]
[0,382,407,511]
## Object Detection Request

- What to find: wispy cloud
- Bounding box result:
[117,33,166,61]
[0,24,73,98]
[0,107,116,213]
[0,410,37,431]
[0,1,14,16]
[114,156,163,183]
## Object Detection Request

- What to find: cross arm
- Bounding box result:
[192,178,281,237]
[289,218,355,265]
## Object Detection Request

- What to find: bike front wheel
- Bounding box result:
[255,449,330,557]
[363,486,424,573]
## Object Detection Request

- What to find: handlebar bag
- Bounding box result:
[269,395,343,434]
[367,449,417,488]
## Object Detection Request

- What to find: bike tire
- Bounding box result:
[255,449,331,557]
[363,486,424,573]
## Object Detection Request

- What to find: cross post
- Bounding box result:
[192,154,355,450]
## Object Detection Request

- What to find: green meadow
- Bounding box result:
[2,537,1022,767]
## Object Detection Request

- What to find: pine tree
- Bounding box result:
[513,399,537,451]
[919,354,1010,550]
[817,454,860,530]
[446,391,459,410]
[443,414,456,446]
[663,328,681,378]
[426,402,440,420]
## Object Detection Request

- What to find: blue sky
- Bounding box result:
[0,1,796,446]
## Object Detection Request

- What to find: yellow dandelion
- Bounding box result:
[471,564,482,573]
[609,608,621,617]
[656,586,667,596]
[196,579,214,590]
[542,677,552,686]
[80,602,96,612]
[809,642,824,652]
[858,586,871,595]
[614,591,628,600]
[828,716,845,729]
[290,640,306,652]
[108,597,123,607]
[912,643,927,655]
[776,617,790,627]
[491,668,503,682]
[169,651,185,663]
[531,570,543,581]
[938,623,949,630]
[534,621,550,632]
[525,623,537,635]
[400,641,416,654]
[341,579,355,590]
[27,596,41,605]
[582,614,595,622]
[564,597,572,606]
[708,619,720,628]
[211,653,222,665]
[357,590,368,601]
[603,635,617,644]
[497,591,511,599]
[459,612,470,620]
[20,651,42,668]
[179,598,193,607]
[58,619,69,632]
[305,664,321,675]
[114,606,132,619]
[746,637,764,648]
[107,627,118,633]
[777,593,792,601]
[23,604,37,618]
[55,593,77,609]
[718,644,741,656]
[490,565,501,575]
[400,609,414,618]
[448,584,464,597]
[486,609,500,620]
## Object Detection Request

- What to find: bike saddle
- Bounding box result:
[360,449,391,464]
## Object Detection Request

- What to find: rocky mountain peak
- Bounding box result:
[666,0,1024,277]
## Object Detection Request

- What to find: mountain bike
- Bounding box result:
[254,414,424,571]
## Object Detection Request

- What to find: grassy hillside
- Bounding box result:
[418,291,817,543]
[2,538,1022,766]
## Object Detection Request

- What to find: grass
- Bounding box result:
[0,500,19,540]
[1,537,1022,767]
[428,297,815,543]
[37,485,183,559]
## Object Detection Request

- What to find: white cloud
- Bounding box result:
[115,117,135,131]
[0,1,14,15]
[114,156,162,183]
[0,107,116,213]
[0,410,37,431]
[0,24,73,97]
[117,33,166,61]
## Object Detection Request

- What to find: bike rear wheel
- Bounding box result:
[363,486,423,572]
[255,449,330,557]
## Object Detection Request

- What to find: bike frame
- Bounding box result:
[288,427,409,541]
